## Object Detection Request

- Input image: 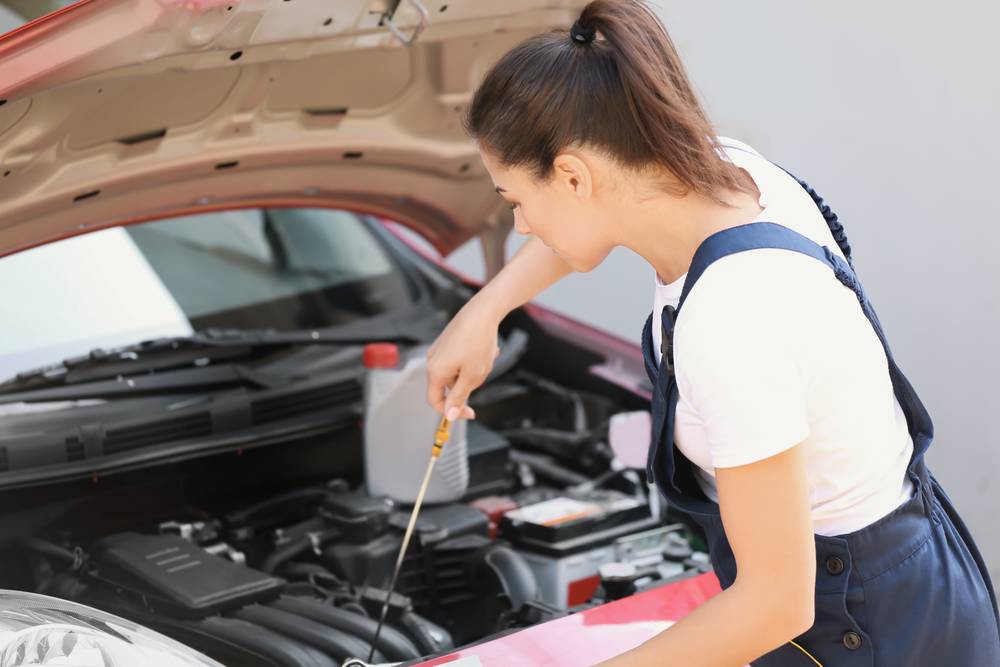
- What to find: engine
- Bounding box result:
[1,369,709,666]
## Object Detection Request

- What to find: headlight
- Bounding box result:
[0,590,221,667]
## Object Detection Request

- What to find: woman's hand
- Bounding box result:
[425,233,575,421]
[425,296,503,421]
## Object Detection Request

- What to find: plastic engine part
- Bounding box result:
[89,532,284,618]
[320,490,394,543]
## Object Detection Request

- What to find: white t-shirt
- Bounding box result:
[650,136,914,537]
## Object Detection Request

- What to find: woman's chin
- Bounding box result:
[567,254,600,273]
[545,245,594,272]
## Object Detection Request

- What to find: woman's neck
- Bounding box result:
[616,184,764,285]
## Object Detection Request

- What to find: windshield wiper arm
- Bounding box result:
[0,306,446,395]
[0,363,282,404]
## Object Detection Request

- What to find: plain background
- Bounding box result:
[445,1,1000,592]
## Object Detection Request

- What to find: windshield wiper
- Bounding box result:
[0,364,282,404]
[0,306,446,397]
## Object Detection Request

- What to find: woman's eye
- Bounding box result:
[508,203,519,211]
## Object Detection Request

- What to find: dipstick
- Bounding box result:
[366,414,452,663]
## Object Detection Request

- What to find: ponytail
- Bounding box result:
[465,0,752,204]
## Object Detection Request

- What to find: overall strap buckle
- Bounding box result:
[660,305,676,376]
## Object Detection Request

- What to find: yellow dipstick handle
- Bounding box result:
[432,414,451,458]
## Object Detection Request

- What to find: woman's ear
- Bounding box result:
[552,152,593,202]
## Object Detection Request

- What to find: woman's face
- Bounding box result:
[479,148,615,273]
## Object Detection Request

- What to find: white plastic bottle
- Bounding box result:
[362,342,469,504]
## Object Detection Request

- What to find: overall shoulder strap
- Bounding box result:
[653,221,838,377]
[676,221,839,312]
[719,137,854,266]
[773,163,854,267]
[714,137,854,266]
[669,220,934,462]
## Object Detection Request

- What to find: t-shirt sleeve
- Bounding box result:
[674,257,811,468]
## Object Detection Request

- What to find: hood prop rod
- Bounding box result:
[382,0,429,47]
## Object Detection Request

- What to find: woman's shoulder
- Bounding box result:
[715,135,765,159]
[676,249,837,339]
[716,134,849,263]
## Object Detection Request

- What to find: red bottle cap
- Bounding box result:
[363,343,400,369]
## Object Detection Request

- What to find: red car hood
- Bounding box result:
[415,574,727,666]
[0,0,588,261]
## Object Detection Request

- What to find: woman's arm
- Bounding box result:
[426,234,573,417]
[473,233,574,321]
[593,443,816,667]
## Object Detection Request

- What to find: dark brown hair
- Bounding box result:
[464,0,754,204]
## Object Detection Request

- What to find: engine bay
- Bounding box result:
[0,363,708,666]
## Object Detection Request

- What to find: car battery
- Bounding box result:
[497,494,669,608]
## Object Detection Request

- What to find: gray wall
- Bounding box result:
[446,1,1000,589]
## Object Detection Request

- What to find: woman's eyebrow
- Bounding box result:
[495,186,507,194]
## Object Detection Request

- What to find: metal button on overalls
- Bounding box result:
[842,632,862,651]
[639,172,1000,666]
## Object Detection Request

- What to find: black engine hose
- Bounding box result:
[225,485,344,527]
[397,610,454,655]
[498,427,591,446]
[181,615,340,667]
[340,601,369,617]
[230,603,387,664]
[20,537,85,571]
[281,561,338,580]
[481,546,541,612]
[259,526,339,574]
[569,466,628,493]
[509,450,589,486]
[269,596,422,662]
[281,562,351,590]
[484,328,530,383]
[260,537,314,574]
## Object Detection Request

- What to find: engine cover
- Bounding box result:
[89,532,284,618]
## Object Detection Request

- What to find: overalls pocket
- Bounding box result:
[749,535,875,667]
[753,591,872,667]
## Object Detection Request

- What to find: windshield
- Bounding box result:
[0,207,415,380]
[0,1,73,28]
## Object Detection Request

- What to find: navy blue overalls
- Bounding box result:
[639,173,1000,665]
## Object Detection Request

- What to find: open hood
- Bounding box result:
[0,0,587,268]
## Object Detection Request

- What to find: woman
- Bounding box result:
[424,1,1000,665]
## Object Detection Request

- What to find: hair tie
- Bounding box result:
[570,20,596,45]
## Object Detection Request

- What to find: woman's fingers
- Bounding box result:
[427,360,486,420]
[425,361,455,414]
[444,371,480,421]
[424,304,496,421]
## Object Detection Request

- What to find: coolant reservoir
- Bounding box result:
[362,342,469,504]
